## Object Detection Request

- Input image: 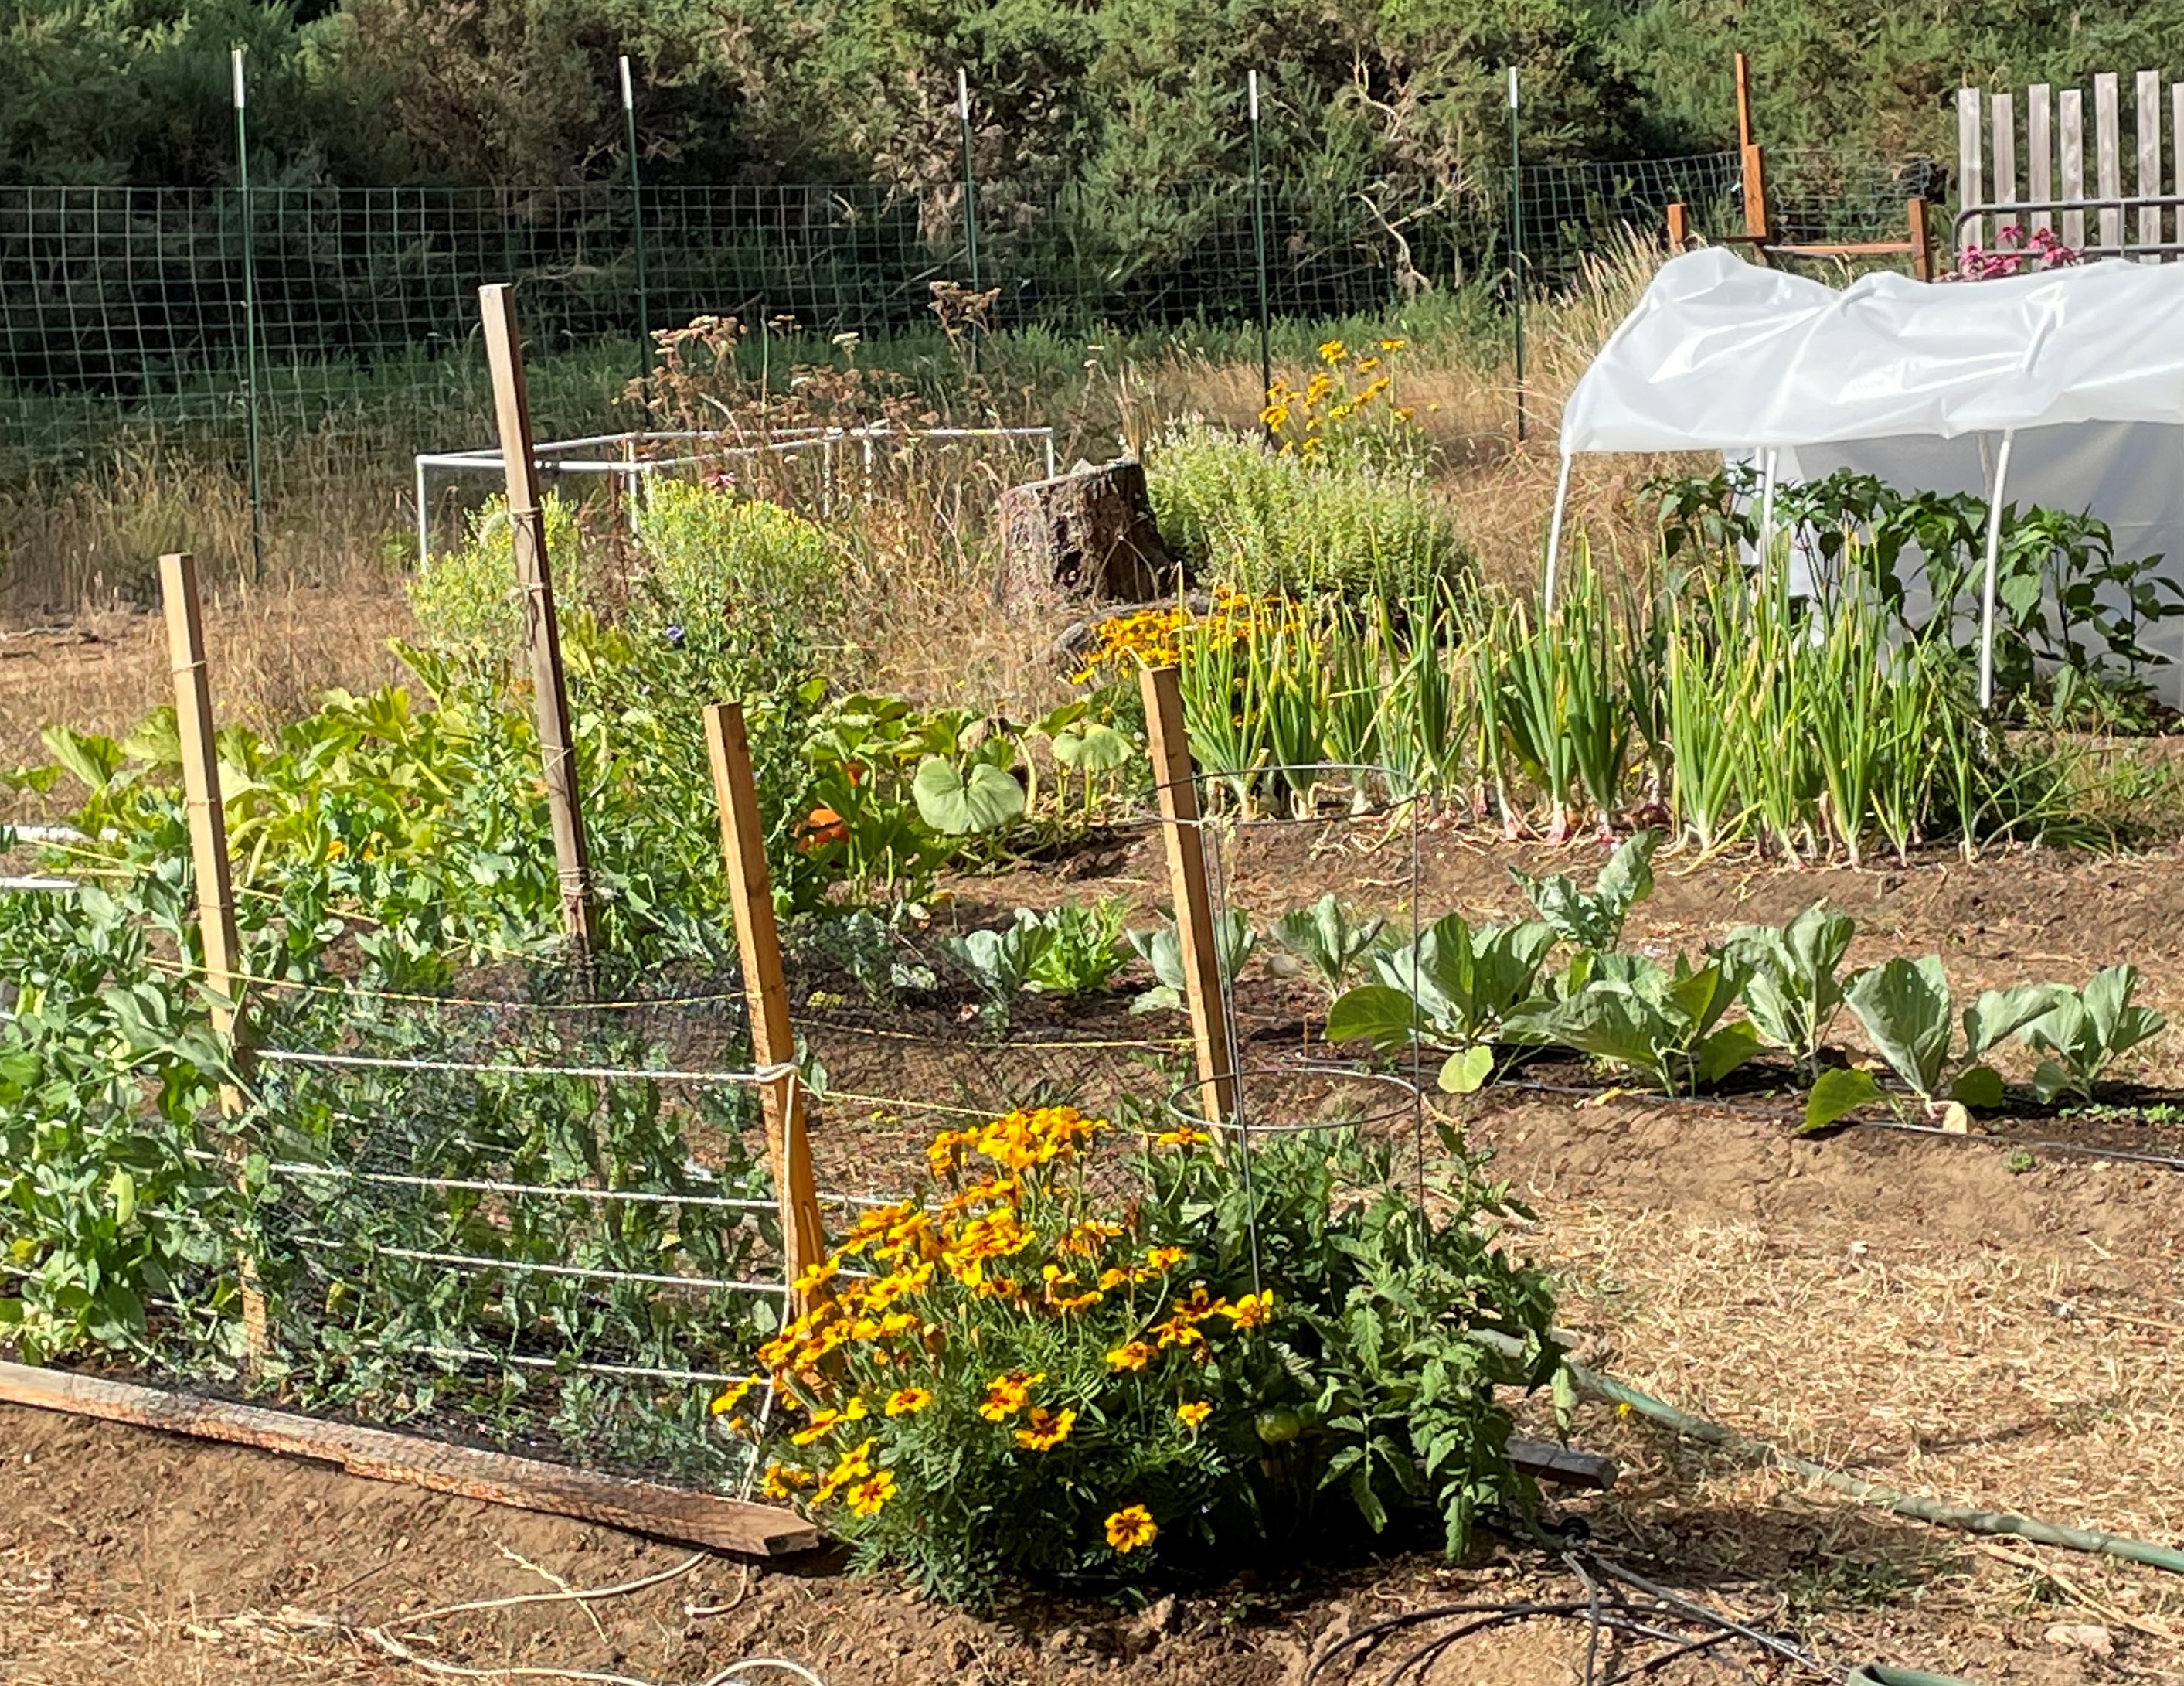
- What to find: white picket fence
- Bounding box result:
[1957,71,2184,258]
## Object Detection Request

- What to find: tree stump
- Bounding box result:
[995,458,1176,606]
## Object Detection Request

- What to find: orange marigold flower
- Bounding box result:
[1176,1400,1212,1429]
[761,1463,815,1499]
[1221,1290,1275,1330]
[845,1470,898,1517]
[885,1387,933,1416]
[708,1378,756,1415]
[1105,1505,1158,1552]
[1014,1406,1077,1451]
[978,1370,1043,1422]
[1106,1340,1157,1371]
[1145,1245,1185,1272]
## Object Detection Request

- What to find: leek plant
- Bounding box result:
[1501,604,1580,843]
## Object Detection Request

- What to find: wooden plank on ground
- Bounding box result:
[0,1361,820,1558]
[1508,1436,1618,1491]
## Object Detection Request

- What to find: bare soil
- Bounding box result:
[11,791,2184,1684]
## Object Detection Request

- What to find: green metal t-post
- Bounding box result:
[233,47,265,577]
[1249,70,1272,447]
[1508,65,1526,444]
[957,68,981,372]
[621,56,650,387]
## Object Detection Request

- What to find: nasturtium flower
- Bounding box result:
[1105,1505,1158,1552]
[1176,1400,1212,1429]
[1015,1406,1077,1451]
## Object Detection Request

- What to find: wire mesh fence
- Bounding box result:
[2,150,1938,480]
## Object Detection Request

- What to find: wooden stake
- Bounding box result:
[701,703,827,1308]
[0,1360,819,1556]
[479,283,594,956]
[1138,666,1236,1129]
[1907,197,1934,281]
[1733,51,1754,149]
[1665,201,1689,250]
[1740,144,1771,255]
[159,552,267,1361]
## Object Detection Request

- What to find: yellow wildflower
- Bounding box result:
[1177,1400,1212,1429]
[1318,339,1348,364]
[1221,1291,1275,1330]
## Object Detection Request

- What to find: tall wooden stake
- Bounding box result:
[1734,51,1771,263]
[160,551,267,1359]
[1665,201,1689,250]
[479,283,594,956]
[702,703,828,1310]
[1907,196,1935,281]
[1139,666,1237,1129]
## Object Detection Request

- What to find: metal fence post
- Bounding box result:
[957,67,982,372]
[1508,66,1526,444]
[231,49,265,579]
[621,56,651,387]
[1248,70,1272,444]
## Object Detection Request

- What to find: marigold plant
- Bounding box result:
[733,1102,1559,1603]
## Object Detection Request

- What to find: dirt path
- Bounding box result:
[5,1080,2179,1686]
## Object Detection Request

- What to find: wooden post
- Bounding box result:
[159,551,267,1360]
[1958,87,1985,254]
[1733,51,1754,149]
[1665,201,1689,250]
[2028,83,2053,236]
[1138,666,1237,1129]
[2095,72,2122,253]
[702,703,827,1309]
[2137,70,2162,262]
[1740,142,1770,261]
[479,283,594,956]
[1908,196,1934,281]
[2061,87,2086,250]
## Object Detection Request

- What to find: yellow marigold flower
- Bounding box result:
[1379,336,1407,351]
[885,1386,933,1416]
[814,1437,876,1504]
[1097,1268,1132,1290]
[708,1378,756,1415]
[1355,356,1380,373]
[978,1370,1043,1422]
[761,1463,815,1499]
[1318,339,1347,364]
[1105,1505,1158,1552]
[1155,1126,1210,1148]
[1059,1221,1124,1258]
[1260,403,1291,428]
[1015,1406,1077,1451]
[845,1470,897,1517]
[792,1258,839,1295]
[1106,1340,1156,1371]
[790,1408,844,1446]
[1177,1400,1212,1429]
[1221,1291,1276,1330]
[1145,1245,1185,1271]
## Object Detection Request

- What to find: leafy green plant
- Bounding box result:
[1719,902,1855,1078]
[1272,894,1386,1005]
[1125,910,1258,1015]
[748,1102,1556,1605]
[1026,899,1131,996]
[1819,958,2061,1129]
[1502,950,1759,1095]
[2022,966,2168,1102]
[1509,829,1659,952]
[940,911,1055,1012]
[1324,912,1556,1093]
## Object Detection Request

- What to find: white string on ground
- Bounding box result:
[258,1047,798,1088]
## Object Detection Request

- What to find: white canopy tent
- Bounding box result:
[1549,247,2184,706]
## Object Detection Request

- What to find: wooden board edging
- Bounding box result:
[0,1360,819,1558]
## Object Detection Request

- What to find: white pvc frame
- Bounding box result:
[413,423,1060,571]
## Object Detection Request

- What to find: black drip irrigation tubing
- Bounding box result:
[1491,1075,2184,1174]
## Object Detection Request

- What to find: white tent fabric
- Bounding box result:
[1560,247,2184,452]
[1552,248,2184,701]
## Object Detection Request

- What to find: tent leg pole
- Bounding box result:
[1543,454,1573,615]
[1977,429,2016,714]
[1756,448,1779,561]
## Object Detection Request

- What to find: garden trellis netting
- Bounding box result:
[0,148,1934,477]
[1548,246,2184,704]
